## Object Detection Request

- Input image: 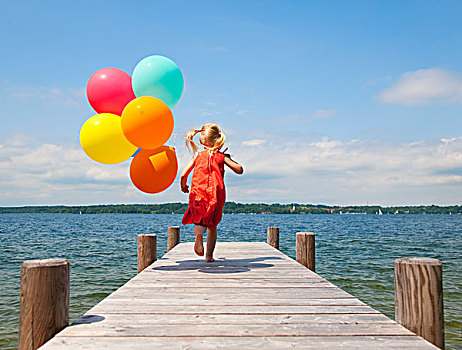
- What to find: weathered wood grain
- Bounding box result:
[86,302,381,315]
[71,313,395,325]
[394,257,444,349]
[101,297,363,306]
[40,242,437,349]
[40,336,439,350]
[19,259,69,350]
[296,232,315,271]
[267,226,279,249]
[57,323,414,337]
[167,226,180,252]
[105,289,356,300]
[137,234,157,273]
[125,279,333,286]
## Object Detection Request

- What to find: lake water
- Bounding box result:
[0,214,460,349]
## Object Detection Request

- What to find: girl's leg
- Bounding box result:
[205,227,217,262]
[193,225,206,256]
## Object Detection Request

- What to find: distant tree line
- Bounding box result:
[0,203,461,214]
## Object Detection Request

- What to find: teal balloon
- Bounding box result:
[132,55,184,108]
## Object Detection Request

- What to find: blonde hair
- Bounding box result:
[186,123,226,153]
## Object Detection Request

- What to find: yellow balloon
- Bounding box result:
[80,113,137,164]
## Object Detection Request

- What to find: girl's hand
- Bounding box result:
[181,182,189,193]
[180,155,196,193]
[224,155,244,174]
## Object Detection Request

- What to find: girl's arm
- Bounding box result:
[180,155,196,193]
[224,155,244,174]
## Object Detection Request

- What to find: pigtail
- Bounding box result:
[186,129,201,153]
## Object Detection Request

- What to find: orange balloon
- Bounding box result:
[130,146,178,194]
[121,96,174,150]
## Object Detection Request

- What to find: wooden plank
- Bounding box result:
[87,303,380,314]
[125,280,334,287]
[140,270,321,277]
[136,274,325,280]
[57,323,415,337]
[40,242,438,350]
[106,291,357,300]
[40,336,439,349]
[131,274,330,279]
[169,251,287,257]
[108,289,354,299]
[156,257,296,264]
[130,274,325,280]
[145,261,316,270]
[149,263,309,270]
[101,298,363,306]
[117,284,342,291]
[72,313,396,325]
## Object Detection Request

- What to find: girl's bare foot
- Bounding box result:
[205,256,215,262]
[194,234,204,256]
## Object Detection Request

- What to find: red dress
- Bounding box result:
[182,150,226,229]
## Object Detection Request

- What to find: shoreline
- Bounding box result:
[0,203,461,215]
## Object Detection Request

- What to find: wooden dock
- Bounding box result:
[40,242,438,349]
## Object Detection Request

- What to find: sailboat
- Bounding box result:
[378,209,383,215]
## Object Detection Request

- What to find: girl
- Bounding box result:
[180,123,243,262]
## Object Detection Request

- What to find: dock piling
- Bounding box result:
[296,232,315,272]
[167,226,180,252]
[19,258,69,350]
[267,226,279,249]
[394,257,444,349]
[137,234,157,273]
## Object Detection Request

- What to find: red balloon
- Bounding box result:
[86,68,136,116]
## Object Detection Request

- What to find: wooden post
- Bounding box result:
[167,226,180,252]
[19,258,70,350]
[137,234,157,273]
[394,257,444,349]
[296,232,315,272]
[267,227,279,249]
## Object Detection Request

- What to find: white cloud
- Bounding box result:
[199,108,222,117]
[1,135,462,206]
[2,82,85,108]
[309,139,342,149]
[378,68,462,106]
[0,136,138,205]
[0,134,197,206]
[230,136,462,205]
[242,139,266,146]
[276,109,337,123]
[308,109,337,120]
[2,134,35,147]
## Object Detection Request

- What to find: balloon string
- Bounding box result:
[172,133,215,151]
[171,132,232,158]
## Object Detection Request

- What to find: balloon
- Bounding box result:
[130,146,178,194]
[121,96,174,150]
[86,68,136,115]
[80,113,137,164]
[132,55,184,108]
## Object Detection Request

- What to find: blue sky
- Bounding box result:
[1,0,462,206]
